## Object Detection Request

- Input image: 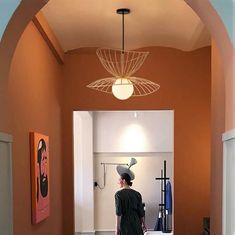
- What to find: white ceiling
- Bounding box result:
[42,0,211,52]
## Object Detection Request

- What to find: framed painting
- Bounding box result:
[30,132,50,224]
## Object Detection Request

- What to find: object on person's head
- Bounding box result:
[117,165,135,180]
[128,158,137,168]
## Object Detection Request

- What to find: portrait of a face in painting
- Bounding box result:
[30,132,50,224]
[37,139,48,203]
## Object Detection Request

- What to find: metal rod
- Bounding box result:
[100,163,128,166]
[155,160,171,232]
[155,177,170,180]
[99,162,128,189]
[116,8,130,54]
[103,163,106,187]
[164,160,167,232]
[122,12,124,51]
[161,169,163,208]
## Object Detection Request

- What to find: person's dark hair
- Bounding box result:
[121,173,133,186]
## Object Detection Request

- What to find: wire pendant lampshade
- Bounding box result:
[87,8,160,100]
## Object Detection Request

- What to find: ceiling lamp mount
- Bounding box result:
[116,8,130,15]
[87,8,160,100]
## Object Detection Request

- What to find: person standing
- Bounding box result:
[115,173,147,235]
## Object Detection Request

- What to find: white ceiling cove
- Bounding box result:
[42,0,211,52]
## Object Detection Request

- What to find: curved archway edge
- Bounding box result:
[185,0,235,130]
[0,0,234,129]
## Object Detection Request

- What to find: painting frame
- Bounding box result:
[30,132,50,224]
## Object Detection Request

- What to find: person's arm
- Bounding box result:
[115,192,122,235]
[141,216,147,233]
[137,193,147,232]
[115,215,121,235]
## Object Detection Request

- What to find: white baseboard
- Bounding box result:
[95,232,114,235]
[75,231,114,235]
[75,232,95,235]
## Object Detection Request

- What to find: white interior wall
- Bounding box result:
[93,111,173,153]
[94,153,173,231]
[74,112,94,233]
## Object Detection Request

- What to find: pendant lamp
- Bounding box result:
[87,8,160,100]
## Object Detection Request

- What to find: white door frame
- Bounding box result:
[0,132,13,235]
[222,129,235,235]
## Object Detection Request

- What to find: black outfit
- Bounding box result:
[115,188,145,235]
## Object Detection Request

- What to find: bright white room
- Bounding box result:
[73,110,174,235]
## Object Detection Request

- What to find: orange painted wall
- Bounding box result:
[210,40,225,235]
[62,47,211,235]
[8,22,63,235]
[5,19,211,234]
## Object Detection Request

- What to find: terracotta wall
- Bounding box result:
[8,22,63,235]
[210,40,225,235]
[5,20,212,235]
[62,47,211,235]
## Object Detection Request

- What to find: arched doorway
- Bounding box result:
[0,1,233,235]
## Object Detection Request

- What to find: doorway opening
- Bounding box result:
[73,110,174,234]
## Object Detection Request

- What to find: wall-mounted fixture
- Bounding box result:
[87,8,160,100]
[95,158,137,189]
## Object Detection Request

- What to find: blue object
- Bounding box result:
[154,211,163,231]
[166,181,172,215]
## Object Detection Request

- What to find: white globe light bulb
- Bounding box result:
[112,78,134,100]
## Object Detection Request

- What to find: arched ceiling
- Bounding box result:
[42,0,211,52]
